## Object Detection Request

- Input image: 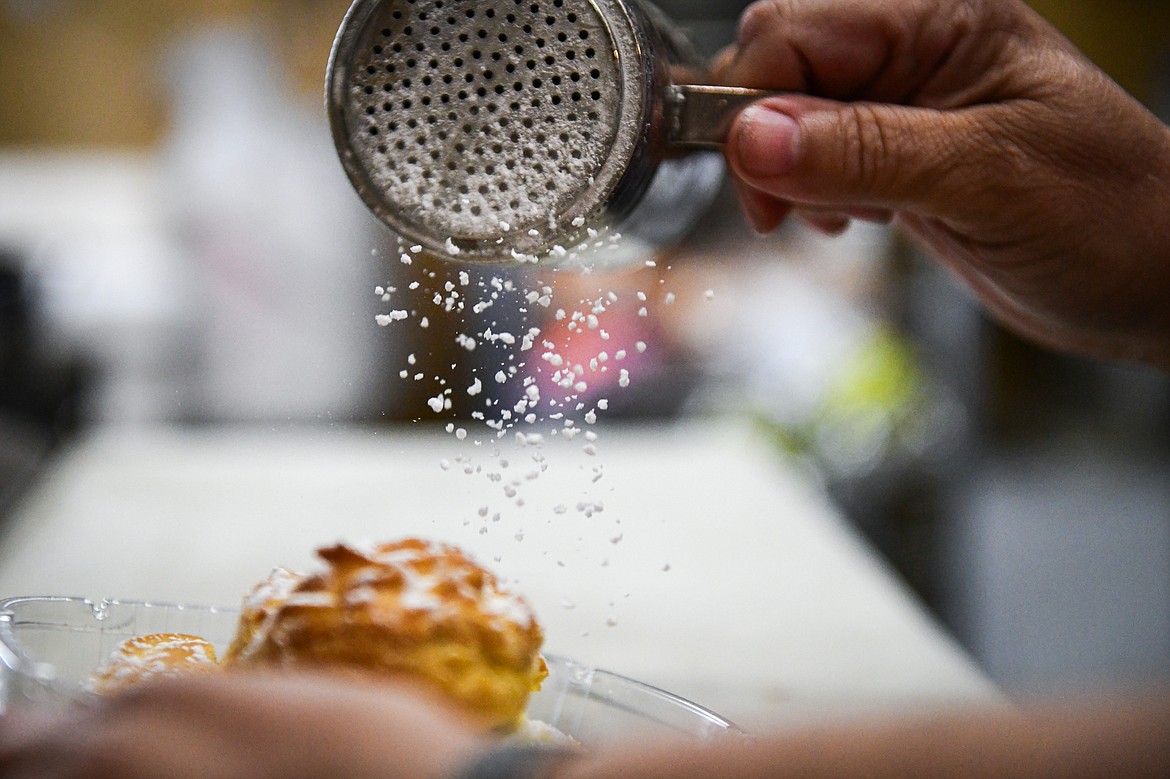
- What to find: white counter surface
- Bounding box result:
[0,421,1000,730]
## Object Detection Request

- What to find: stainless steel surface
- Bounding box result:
[667,85,777,149]
[327,0,765,264]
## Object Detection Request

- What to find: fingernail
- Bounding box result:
[735,105,800,179]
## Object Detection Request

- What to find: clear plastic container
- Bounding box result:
[0,596,740,744]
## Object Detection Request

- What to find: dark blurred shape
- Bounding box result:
[0,248,89,519]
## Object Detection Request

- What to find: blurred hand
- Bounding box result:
[0,672,488,779]
[716,0,1170,368]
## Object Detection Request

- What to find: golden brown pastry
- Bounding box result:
[88,633,219,695]
[224,566,302,663]
[225,538,548,731]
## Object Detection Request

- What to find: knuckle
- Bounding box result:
[737,0,789,47]
[839,104,892,194]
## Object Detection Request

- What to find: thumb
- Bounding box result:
[727,96,965,212]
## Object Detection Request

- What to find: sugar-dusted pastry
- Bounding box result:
[226,538,548,731]
[88,633,218,695]
[223,566,302,663]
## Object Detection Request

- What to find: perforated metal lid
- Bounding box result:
[328,0,653,262]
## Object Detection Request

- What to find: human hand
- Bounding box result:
[716,0,1170,368]
[0,671,488,779]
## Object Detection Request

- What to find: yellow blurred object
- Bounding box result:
[760,325,934,481]
[822,327,920,429]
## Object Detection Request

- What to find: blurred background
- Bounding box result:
[1,0,1168,699]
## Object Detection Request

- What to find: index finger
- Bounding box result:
[712,0,988,105]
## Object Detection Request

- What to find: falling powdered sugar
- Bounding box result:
[369,236,676,630]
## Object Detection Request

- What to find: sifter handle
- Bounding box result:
[666,84,781,150]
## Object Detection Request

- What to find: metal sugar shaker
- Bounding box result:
[327,0,771,264]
